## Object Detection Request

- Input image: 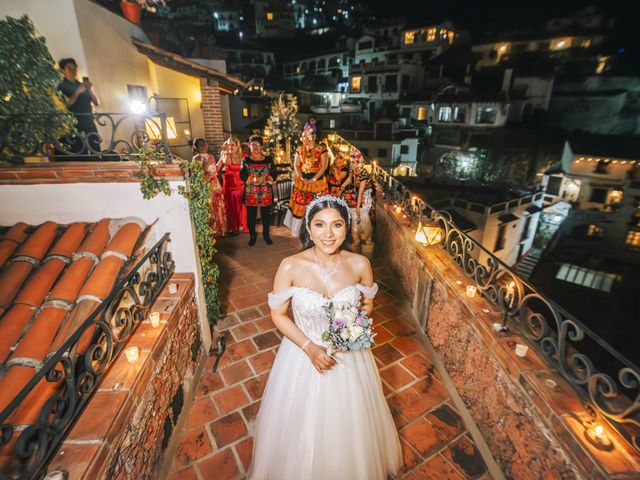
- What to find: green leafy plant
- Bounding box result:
[137,151,220,326]
[0,15,76,156]
[137,147,171,199]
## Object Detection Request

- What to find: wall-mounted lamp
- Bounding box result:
[415,220,443,246]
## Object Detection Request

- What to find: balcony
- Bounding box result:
[309,104,362,114]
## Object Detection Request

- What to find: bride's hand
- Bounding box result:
[305,343,336,373]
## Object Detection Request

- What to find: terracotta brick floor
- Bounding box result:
[168,227,492,480]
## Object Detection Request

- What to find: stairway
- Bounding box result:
[515,247,542,280]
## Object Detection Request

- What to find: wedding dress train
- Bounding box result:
[248,283,402,480]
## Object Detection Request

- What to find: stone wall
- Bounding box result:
[375,198,640,479]
[49,273,206,479]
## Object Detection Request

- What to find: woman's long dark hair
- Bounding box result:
[299,197,352,250]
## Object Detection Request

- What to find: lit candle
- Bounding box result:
[395,205,402,214]
[125,346,140,364]
[594,424,605,440]
[514,343,529,357]
[150,311,160,328]
[168,283,178,294]
[466,285,477,297]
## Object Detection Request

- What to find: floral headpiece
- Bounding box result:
[349,148,363,163]
[302,124,316,143]
[305,195,351,226]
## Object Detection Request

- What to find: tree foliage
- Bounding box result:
[265,94,301,156]
[0,16,75,139]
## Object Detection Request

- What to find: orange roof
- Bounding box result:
[0,219,146,423]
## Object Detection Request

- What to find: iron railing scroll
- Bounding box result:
[0,112,173,164]
[0,234,175,480]
[369,159,639,454]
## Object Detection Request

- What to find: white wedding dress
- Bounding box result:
[248,283,402,480]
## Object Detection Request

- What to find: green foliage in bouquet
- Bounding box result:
[0,16,76,158]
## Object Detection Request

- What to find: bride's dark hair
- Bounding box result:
[299,197,352,250]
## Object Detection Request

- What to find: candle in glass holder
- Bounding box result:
[149,311,160,328]
[125,346,140,364]
[395,205,402,214]
[168,283,178,294]
[466,285,477,297]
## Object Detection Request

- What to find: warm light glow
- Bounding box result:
[417,106,427,121]
[427,28,436,41]
[395,205,402,214]
[242,107,249,118]
[372,160,378,167]
[150,312,160,328]
[594,425,604,437]
[327,133,336,142]
[415,221,443,246]
[130,99,147,114]
[350,76,361,93]
[466,286,477,297]
[266,12,274,20]
[125,346,140,364]
[550,37,572,50]
[145,116,177,140]
[497,43,509,54]
[404,31,415,45]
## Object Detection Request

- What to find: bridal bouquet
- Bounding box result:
[321,301,376,352]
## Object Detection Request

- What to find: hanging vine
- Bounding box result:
[136,152,220,326]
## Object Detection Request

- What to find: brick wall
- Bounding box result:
[199,78,225,155]
[375,197,640,479]
[48,273,206,479]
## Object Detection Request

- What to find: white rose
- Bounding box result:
[351,325,364,338]
[340,329,351,340]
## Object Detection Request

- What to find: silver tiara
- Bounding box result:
[305,195,351,226]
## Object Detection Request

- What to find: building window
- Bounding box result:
[358,40,373,50]
[555,263,620,292]
[366,76,377,93]
[550,37,572,50]
[329,119,335,128]
[350,76,361,93]
[589,188,608,204]
[427,27,436,41]
[453,106,466,123]
[587,224,605,238]
[401,75,410,91]
[475,107,497,124]
[626,230,640,250]
[384,75,398,93]
[377,148,388,157]
[242,107,249,118]
[404,31,415,44]
[417,106,427,121]
[594,159,610,174]
[494,224,506,252]
[266,12,274,20]
[438,106,452,122]
[400,145,409,154]
[546,176,562,196]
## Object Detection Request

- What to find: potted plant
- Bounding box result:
[119,0,166,25]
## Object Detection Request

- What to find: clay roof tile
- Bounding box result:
[104,223,143,258]
[0,223,29,269]
[47,258,94,304]
[14,259,67,307]
[0,262,35,310]
[14,222,58,261]
[0,305,35,363]
[77,219,110,257]
[48,222,88,257]
[78,256,123,300]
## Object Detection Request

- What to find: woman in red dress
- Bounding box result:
[220,137,248,236]
[193,137,228,237]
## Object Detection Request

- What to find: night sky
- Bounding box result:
[367,0,635,36]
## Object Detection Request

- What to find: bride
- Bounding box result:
[248,195,402,479]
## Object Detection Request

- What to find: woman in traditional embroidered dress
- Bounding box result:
[349,149,376,249]
[220,137,248,236]
[327,149,357,209]
[284,125,328,237]
[240,135,278,246]
[249,195,401,480]
[193,138,227,237]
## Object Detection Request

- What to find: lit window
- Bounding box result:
[475,107,497,124]
[448,31,455,45]
[266,12,273,20]
[596,55,608,74]
[626,230,640,250]
[242,107,249,118]
[587,224,604,237]
[550,37,572,50]
[404,31,415,45]
[438,106,452,122]
[607,189,623,207]
[580,38,592,48]
[427,28,436,41]
[417,106,427,121]
[555,263,621,292]
[350,76,361,93]
[497,43,509,55]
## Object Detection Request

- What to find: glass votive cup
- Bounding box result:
[149,311,160,328]
[125,346,140,364]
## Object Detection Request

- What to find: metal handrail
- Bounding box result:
[330,134,639,453]
[0,234,175,479]
[0,112,173,164]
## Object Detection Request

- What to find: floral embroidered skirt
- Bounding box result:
[288,175,328,218]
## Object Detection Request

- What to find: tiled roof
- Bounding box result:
[0,219,147,424]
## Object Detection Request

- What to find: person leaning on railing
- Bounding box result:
[57,58,101,158]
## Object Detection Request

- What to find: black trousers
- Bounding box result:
[246,206,271,237]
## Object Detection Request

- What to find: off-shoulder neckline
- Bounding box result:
[276,283,376,301]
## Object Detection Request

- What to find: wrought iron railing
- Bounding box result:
[370,163,640,453]
[0,234,175,479]
[0,112,173,164]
